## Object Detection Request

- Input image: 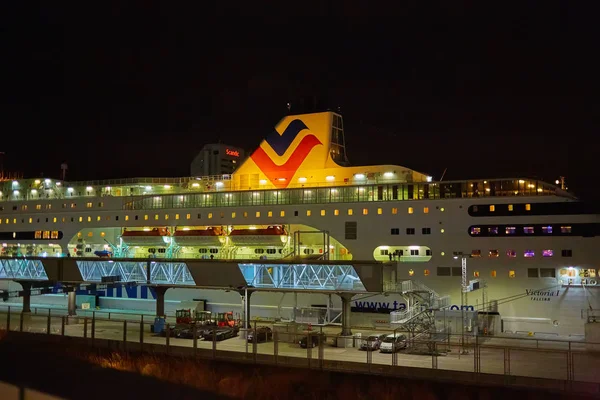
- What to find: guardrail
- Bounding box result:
[0,306,598,395]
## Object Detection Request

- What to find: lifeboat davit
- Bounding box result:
[172,227,224,246]
[228,225,288,246]
[121,227,171,246]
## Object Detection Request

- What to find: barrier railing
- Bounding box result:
[0,306,598,395]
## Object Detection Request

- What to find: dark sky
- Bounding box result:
[3,3,599,201]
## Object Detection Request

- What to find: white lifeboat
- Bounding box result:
[172,227,224,246]
[228,225,288,246]
[121,227,170,246]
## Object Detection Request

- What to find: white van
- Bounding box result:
[379,334,407,353]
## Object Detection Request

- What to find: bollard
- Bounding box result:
[83,317,88,338]
[19,312,24,332]
[61,316,65,336]
[6,306,10,331]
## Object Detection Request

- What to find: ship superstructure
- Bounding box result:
[0,111,598,336]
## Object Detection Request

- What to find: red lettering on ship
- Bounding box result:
[225,149,240,157]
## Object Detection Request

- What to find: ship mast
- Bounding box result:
[556,176,567,190]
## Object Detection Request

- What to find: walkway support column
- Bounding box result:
[19,282,32,313]
[339,293,353,336]
[155,287,169,317]
[239,288,253,330]
[67,291,77,316]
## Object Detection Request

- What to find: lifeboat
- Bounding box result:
[228,225,288,246]
[121,227,171,246]
[172,226,224,246]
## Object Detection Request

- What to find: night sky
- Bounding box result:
[3,4,599,201]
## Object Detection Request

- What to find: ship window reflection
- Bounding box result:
[509,270,516,278]
[542,226,553,234]
[524,250,535,258]
[542,249,554,257]
[560,226,572,234]
[506,249,517,258]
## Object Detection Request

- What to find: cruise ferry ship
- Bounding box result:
[0,111,598,337]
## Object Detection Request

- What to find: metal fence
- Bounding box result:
[0,306,598,395]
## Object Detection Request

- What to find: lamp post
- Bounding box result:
[454,252,470,354]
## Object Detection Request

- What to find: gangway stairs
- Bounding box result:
[388,280,451,353]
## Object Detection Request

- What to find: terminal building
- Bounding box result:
[190,143,245,177]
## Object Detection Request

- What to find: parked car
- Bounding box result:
[379,334,407,353]
[203,327,238,341]
[247,326,273,343]
[299,333,325,348]
[359,334,388,351]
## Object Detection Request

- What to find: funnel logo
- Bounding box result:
[251,119,322,188]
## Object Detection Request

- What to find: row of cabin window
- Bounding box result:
[472,249,572,258]
[11,202,105,212]
[0,206,445,225]
[407,267,556,278]
[471,226,571,235]
[83,247,287,255]
[391,228,432,235]
[477,204,532,212]
[8,203,443,215]
[380,249,432,256]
